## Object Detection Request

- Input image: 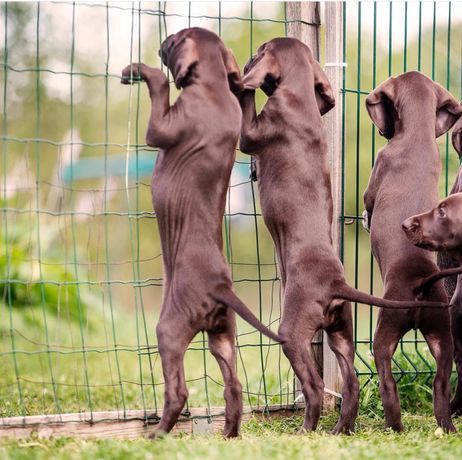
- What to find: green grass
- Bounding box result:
[2,299,460,459]
[0,304,295,416]
[1,414,462,460]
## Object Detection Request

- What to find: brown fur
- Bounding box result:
[121,27,281,438]
[237,39,449,435]
[363,71,462,432]
[403,116,462,416]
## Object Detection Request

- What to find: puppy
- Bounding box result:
[121,27,281,438]
[403,117,462,416]
[238,39,448,434]
[363,71,462,432]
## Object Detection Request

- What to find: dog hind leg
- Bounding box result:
[421,314,456,432]
[279,316,324,432]
[325,301,359,434]
[373,314,407,432]
[207,314,243,438]
[450,283,462,416]
[153,315,197,437]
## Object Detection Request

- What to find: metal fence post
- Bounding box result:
[287,1,343,410]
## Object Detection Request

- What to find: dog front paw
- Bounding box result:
[362,210,371,233]
[121,63,167,86]
[121,63,146,84]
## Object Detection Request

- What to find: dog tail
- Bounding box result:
[213,290,283,343]
[334,283,449,310]
[417,267,462,294]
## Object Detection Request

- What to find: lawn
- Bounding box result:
[1,413,462,460]
[3,300,462,459]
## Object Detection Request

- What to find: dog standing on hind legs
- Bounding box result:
[363,71,462,432]
[403,117,462,417]
[237,39,448,435]
[121,27,282,438]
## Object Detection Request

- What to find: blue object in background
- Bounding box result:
[62,151,251,183]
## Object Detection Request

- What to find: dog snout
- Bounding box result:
[402,217,419,233]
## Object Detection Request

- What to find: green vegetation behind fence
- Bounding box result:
[1,1,461,422]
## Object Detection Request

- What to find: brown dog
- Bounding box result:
[238,39,448,434]
[403,117,462,416]
[121,27,282,438]
[363,71,462,432]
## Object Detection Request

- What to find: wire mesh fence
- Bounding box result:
[1,1,295,422]
[1,1,461,426]
[342,1,462,386]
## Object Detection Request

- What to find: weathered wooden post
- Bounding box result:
[322,1,345,409]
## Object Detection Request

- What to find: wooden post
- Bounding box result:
[322,1,344,409]
[286,2,320,58]
[286,1,343,409]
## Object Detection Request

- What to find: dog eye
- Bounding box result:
[437,207,446,218]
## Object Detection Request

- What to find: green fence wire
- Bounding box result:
[342,1,462,387]
[0,1,293,422]
[0,1,461,424]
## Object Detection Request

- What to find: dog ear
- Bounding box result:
[172,37,199,89]
[453,117,462,157]
[433,84,462,138]
[242,50,280,90]
[365,78,397,139]
[223,48,243,93]
[311,60,335,115]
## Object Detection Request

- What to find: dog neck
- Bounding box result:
[181,58,231,94]
[392,97,437,141]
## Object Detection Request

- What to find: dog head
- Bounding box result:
[241,37,335,115]
[160,27,242,92]
[402,193,462,252]
[366,71,462,139]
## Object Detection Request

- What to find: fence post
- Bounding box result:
[286,1,343,410]
[322,1,344,409]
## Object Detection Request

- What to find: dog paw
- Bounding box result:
[222,429,240,439]
[147,428,167,440]
[384,422,404,433]
[121,63,146,84]
[362,210,371,233]
[439,421,457,433]
[296,426,312,435]
[331,422,354,435]
[121,63,166,86]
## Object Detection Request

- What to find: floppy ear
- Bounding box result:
[433,84,462,137]
[242,51,280,90]
[453,117,462,157]
[223,48,243,93]
[172,37,199,89]
[365,77,397,139]
[311,60,335,115]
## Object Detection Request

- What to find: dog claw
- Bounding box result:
[385,423,404,433]
[120,75,143,85]
[441,423,457,433]
[331,423,354,435]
